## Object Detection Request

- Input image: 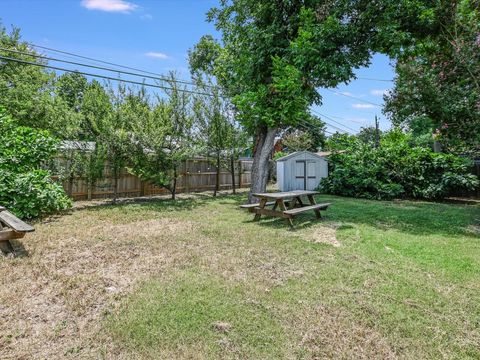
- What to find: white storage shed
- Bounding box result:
[276,151,328,191]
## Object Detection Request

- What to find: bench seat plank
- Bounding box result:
[283,203,331,215]
[0,210,35,232]
[240,201,275,209]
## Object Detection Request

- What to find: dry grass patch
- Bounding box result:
[308,225,341,247]
[0,210,205,359]
[297,304,395,359]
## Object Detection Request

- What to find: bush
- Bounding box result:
[321,131,478,200]
[0,108,71,218]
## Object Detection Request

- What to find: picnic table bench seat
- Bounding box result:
[283,202,331,216]
[239,201,276,209]
[0,205,34,253]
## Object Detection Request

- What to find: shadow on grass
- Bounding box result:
[241,194,478,237]
[81,192,247,215]
[67,190,477,239]
[313,195,479,237]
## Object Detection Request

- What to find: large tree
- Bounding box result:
[384,0,480,155]
[190,0,425,202]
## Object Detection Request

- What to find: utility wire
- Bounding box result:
[311,109,357,133]
[2,47,356,135]
[0,55,221,97]
[357,77,393,82]
[299,117,351,135]
[29,43,201,86]
[1,47,207,88]
[324,88,382,107]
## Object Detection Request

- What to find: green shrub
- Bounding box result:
[321,131,478,200]
[0,108,71,218]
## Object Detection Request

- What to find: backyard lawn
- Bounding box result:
[1,192,479,359]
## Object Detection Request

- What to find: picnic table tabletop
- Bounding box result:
[253,190,319,199]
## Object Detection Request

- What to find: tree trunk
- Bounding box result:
[248,127,278,203]
[230,154,236,195]
[214,153,221,197]
[113,169,118,204]
[87,178,93,201]
[67,174,74,198]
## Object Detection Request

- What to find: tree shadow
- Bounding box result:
[80,192,226,216]
[237,194,478,237]
[312,195,479,238]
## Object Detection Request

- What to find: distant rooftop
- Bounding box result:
[59,141,96,151]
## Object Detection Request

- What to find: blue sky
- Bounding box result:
[1,0,395,134]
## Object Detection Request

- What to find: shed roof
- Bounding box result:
[275,150,327,162]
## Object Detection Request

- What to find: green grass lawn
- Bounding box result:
[102,193,480,359]
[2,192,478,359]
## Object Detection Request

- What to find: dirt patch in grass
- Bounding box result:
[0,214,203,359]
[298,304,395,359]
[308,225,341,247]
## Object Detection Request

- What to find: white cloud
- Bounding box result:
[81,0,138,13]
[352,103,377,109]
[370,89,390,97]
[145,52,169,59]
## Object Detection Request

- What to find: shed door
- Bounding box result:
[306,161,317,190]
[294,160,317,190]
[295,160,306,190]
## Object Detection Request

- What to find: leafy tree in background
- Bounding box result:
[56,72,88,113]
[302,114,327,152]
[193,80,238,196]
[158,76,195,200]
[0,108,71,218]
[384,0,480,155]
[129,75,195,200]
[357,126,382,147]
[97,83,135,203]
[282,114,326,152]
[0,24,53,129]
[282,130,314,152]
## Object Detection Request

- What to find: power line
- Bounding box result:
[324,88,382,107]
[29,43,199,86]
[1,47,206,88]
[298,117,351,135]
[357,77,393,82]
[296,120,336,136]
[311,109,357,133]
[0,55,221,97]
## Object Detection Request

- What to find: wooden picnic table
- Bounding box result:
[0,206,35,254]
[240,190,331,227]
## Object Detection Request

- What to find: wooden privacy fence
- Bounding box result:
[58,158,253,201]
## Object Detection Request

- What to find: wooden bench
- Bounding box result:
[0,206,35,254]
[284,203,331,219]
[240,201,276,213]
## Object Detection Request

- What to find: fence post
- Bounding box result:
[238,160,242,188]
[87,181,92,201]
[185,159,190,193]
